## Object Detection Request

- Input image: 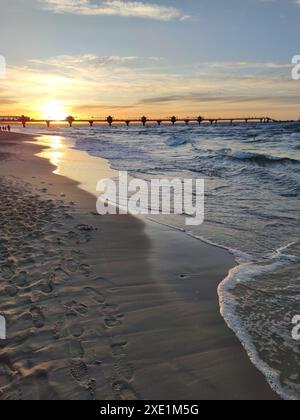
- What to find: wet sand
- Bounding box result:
[0,131,279,400]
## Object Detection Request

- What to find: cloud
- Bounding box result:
[28,54,159,69]
[38,0,184,21]
[0,95,17,106]
[139,93,300,105]
[27,54,164,83]
[1,54,298,119]
[204,61,292,70]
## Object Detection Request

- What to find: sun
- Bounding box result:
[40,100,69,120]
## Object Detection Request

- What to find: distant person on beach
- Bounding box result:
[0,125,11,132]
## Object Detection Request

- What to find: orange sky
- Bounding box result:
[2,1,300,120]
[0,56,299,120]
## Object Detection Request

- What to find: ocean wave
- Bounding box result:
[165,136,188,147]
[229,151,299,165]
[218,242,300,400]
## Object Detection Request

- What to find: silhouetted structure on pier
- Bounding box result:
[107,116,113,126]
[171,116,177,125]
[19,115,31,128]
[66,116,75,127]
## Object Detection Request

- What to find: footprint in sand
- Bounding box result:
[76,224,94,232]
[112,380,139,401]
[102,303,120,316]
[111,340,134,382]
[70,359,88,382]
[4,285,19,297]
[69,324,84,338]
[92,276,113,289]
[111,340,127,357]
[102,304,124,327]
[14,271,29,287]
[0,386,23,401]
[65,311,78,322]
[52,321,63,340]
[70,359,96,397]
[74,303,89,316]
[54,267,70,282]
[104,316,122,329]
[114,359,135,383]
[0,265,14,280]
[30,306,45,329]
[84,287,106,304]
[40,280,54,294]
[18,311,34,323]
[63,259,79,273]
[35,370,58,400]
[79,264,91,277]
[69,341,84,358]
[66,231,78,241]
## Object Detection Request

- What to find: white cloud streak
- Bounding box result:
[38,0,185,21]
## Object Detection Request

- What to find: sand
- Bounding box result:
[0,131,279,400]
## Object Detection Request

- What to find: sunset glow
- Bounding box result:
[39,101,69,120]
[1,1,300,120]
[1,0,300,402]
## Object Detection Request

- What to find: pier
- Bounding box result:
[0,115,294,128]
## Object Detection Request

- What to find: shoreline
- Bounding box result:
[0,131,279,400]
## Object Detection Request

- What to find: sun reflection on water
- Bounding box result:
[36,135,65,174]
[33,132,118,198]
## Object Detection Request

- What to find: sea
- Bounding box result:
[17,121,300,399]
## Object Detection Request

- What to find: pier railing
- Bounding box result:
[0,115,293,128]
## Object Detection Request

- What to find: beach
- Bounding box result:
[0,131,279,400]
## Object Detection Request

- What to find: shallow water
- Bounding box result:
[18,122,300,399]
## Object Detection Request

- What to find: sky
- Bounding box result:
[0,0,300,119]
